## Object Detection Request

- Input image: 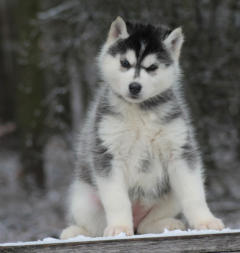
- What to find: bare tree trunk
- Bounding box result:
[0,0,13,75]
[15,0,46,190]
[0,0,16,123]
[67,55,84,135]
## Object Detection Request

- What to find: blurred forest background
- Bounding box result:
[0,0,240,243]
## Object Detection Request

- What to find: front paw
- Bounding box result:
[193,217,224,230]
[60,225,91,239]
[104,225,134,237]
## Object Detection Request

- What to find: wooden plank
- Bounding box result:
[1,232,240,253]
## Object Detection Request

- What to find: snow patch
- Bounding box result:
[1,228,240,247]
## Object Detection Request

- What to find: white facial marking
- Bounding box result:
[124,50,136,66]
[141,54,158,69]
[139,42,146,60]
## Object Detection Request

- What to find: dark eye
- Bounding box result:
[146,64,158,72]
[120,59,131,69]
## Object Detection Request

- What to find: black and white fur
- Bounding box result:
[61,17,224,239]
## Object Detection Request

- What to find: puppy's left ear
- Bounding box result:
[107,16,128,44]
[163,27,184,61]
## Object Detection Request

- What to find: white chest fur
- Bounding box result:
[98,104,187,202]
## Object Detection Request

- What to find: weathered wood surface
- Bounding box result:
[1,232,240,253]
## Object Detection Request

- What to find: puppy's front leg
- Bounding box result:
[168,159,224,230]
[96,165,133,237]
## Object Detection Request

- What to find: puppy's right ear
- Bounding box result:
[107,16,128,44]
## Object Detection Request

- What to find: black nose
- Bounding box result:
[129,82,142,96]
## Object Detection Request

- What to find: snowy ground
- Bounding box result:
[1,228,240,247]
[0,136,240,244]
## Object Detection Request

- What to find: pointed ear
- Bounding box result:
[107,16,128,44]
[163,27,184,60]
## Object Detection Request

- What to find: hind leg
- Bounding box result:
[60,180,106,239]
[137,193,185,234]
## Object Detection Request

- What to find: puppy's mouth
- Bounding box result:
[124,93,145,103]
[113,90,146,104]
[129,94,140,99]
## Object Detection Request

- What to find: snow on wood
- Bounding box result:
[1,229,240,253]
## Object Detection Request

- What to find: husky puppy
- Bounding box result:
[61,17,224,239]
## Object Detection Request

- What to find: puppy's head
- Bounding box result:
[98,17,184,103]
